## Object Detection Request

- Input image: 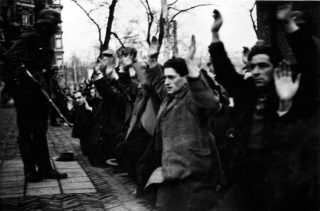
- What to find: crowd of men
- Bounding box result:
[1,3,319,211]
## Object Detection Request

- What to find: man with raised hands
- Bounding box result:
[137,35,224,210]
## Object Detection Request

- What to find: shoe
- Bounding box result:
[25,171,42,182]
[42,169,68,179]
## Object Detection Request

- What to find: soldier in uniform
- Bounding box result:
[2,9,67,182]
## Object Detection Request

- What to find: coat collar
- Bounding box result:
[159,84,189,118]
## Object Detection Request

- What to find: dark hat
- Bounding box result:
[37,8,62,24]
[116,46,137,58]
[164,57,188,76]
[102,49,115,56]
[56,152,75,162]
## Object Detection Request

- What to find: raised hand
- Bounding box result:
[277,3,293,22]
[277,3,301,33]
[186,34,196,60]
[148,36,159,57]
[132,62,148,85]
[274,60,301,102]
[211,9,223,33]
[185,35,200,78]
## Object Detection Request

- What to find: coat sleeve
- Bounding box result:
[187,75,221,110]
[94,76,125,102]
[3,34,29,80]
[208,42,253,101]
[144,64,166,101]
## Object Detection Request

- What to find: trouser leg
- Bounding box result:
[32,109,53,173]
[16,112,37,173]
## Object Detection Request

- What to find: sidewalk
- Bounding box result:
[0,108,152,211]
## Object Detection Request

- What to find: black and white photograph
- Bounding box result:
[0,0,319,210]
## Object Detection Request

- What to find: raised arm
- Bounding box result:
[277,3,319,76]
[132,62,166,101]
[277,4,320,113]
[185,35,221,110]
[209,10,252,99]
[92,63,125,102]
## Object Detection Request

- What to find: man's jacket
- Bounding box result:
[138,67,224,187]
[3,31,54,93]
[125,64,162,140]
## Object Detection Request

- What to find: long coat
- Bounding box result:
[138,69,224,189]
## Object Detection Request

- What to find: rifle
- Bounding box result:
[23,66,72,128]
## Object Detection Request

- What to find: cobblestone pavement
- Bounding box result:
[0,108,152,211]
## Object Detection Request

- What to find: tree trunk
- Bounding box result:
[161,0,170,60]
[102,0,118,53]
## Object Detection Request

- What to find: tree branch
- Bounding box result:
[145,0,154,45]
[157,11,164,54]
[140,0,154,45]
[168,0,178,7]
[249,2,258,38]
[111,32,125,47]
[121,34,139,39]
[103,0,118,51]
[169,4,212,23]
[88,8,98,15]
[71,0,103,48]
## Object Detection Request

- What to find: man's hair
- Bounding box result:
[73,90,83,97]
[248,44,283,66]
[116,47,137,62]
[163,57,188,76]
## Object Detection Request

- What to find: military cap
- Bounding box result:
[102,49,115,57]
[37,8,62,24]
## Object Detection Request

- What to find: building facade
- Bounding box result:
[0,0,64,76]
[256,1,320,64]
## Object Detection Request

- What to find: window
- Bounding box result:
[22,14,30,26]
[55,34,62,48]
[53,0,61,5]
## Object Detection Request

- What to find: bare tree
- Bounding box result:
[140,0,213,58]
[139,0,154,45]
[168,3,212,23]
[70,0,122,55]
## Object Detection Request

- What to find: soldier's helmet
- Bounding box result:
[36,8,62,24]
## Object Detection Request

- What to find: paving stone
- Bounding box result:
[0,193,23,198]
[62,181,95,190]
[0,175,24,182]
[60,177,91,184]
[63,189,96,194]
[0,186,23,194]
[27,179,59,189]
[0,167,23,173]
[65,171,87,178]
[0,171,24,177]
[0,108,152,210]
[27,187,61,196]
[0,180,24,188]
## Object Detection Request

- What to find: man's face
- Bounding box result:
[90,88,96,97]
[74,92,84,106]
[44,22,60,35]
[249,54,274,88]
[164,67,187,95]
[119,53,133,67]
[101,54,114,66]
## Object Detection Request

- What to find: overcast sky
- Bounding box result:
[61,0,257,63]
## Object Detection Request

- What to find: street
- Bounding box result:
[0,107,151,211]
